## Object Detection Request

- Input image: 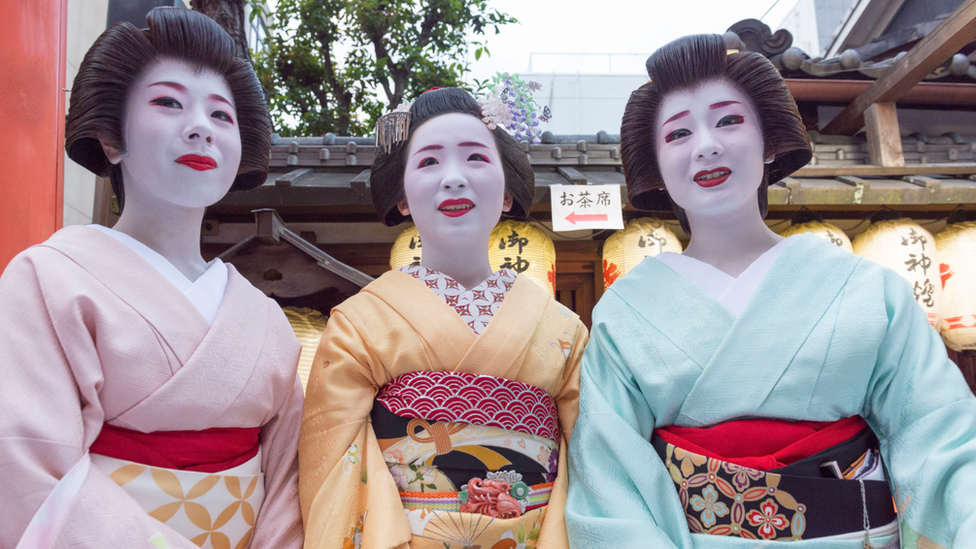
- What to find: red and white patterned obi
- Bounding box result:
[371,371,559,519]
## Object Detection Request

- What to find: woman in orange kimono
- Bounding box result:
[300,87,587,549]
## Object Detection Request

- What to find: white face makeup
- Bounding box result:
[654,80,766,222]
[106,58,242,211]
[398,112,511,247]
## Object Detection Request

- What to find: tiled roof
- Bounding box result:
[209,132,976,214]
[725,18,976,84]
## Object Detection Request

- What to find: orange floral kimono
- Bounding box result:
[299,270,587,549]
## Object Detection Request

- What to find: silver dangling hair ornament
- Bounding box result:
[375,101,412,154]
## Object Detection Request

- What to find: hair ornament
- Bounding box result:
[375,99,413,154]
[478,73,548,143]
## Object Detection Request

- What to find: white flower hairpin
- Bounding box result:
[373,76,552,153]
[478,73,549,143]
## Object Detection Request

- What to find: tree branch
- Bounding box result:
[191,0,252,62]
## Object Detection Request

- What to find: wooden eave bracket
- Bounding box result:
[557,167,587,185]
[821,0,976,136]
[903,175,942,189]
[275,168,313,188]
[220,208,374,289]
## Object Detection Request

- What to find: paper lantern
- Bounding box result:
[602,218,683,289]
[936,222,976,350]
[780,221,853,253]
[390,224,423,269]
[489,220,556,295]
[852,218,941,329]
[281,306,328,392]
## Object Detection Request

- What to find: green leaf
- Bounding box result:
[252,0,516,134]
[360,470,368,484]
[517,522,526,542]
[527,528,541,540]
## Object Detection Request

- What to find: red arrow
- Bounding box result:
[565,211,608,224]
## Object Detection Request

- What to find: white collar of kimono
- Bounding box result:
[89,225,227,324]
[656,235,798,317]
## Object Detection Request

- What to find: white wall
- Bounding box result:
[520,73,649,136]
[776,0,821,57]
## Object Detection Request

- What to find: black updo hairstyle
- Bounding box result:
[64,7,272,212]
[620,34,811,235]
[370,88,535,227]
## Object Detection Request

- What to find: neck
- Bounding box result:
[682,204,783,278]
[111,198,209,281]
[419,239,495,291]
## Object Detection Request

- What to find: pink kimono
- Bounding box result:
[0,226,304,548]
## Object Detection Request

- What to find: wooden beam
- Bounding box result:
[864,102,905,167]
[795,163,976,177]
[821,0,976,136]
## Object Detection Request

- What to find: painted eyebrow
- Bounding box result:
[209,94,234,108]
[710,100,741,109]
[412,144,444,156]
[148,82,234,108]
[662,110,689,126]
[149,81,187,93]
[458,141,490,149]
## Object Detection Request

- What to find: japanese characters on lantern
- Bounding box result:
[389,221,557,296]
[936,221,976,350]
[602,218,683,289]
[853,218,942,329]
[390,224,423,269]
[780,220,853,253]
[489,221,556,296]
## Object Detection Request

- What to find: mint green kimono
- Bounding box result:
[566,234,976,548]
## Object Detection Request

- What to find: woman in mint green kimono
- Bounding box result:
[566,34,976,548]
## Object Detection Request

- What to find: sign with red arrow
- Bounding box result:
[550,184,624,232]
[565,212,608,224]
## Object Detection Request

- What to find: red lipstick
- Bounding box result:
[438,198,474,217]
[694,167,731,188]
[176,154,217,171]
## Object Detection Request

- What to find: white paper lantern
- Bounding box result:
[780,221,853,253]
[602,218,683,289]
[489,221,556,295]
[852,218,941,329]
[282,306,328,392]
[390,224,423,269]
[936,222,976,350]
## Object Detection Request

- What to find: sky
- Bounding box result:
[464,0,800,82]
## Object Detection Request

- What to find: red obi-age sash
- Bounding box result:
[90,423,261,473]
[656,415,868,471]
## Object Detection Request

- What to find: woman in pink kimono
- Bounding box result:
[0,8,303,549]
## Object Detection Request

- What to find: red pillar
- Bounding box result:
[0,0,68,270]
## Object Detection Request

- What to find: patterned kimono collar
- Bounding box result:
[397,265,517,335]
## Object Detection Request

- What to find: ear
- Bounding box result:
[502,192,514,213]
[98,136,124,165]
[764,153,775,165]
[397,198,410,216]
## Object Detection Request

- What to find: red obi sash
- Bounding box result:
[90,424,261,473]
[375,370,559,441]
[656,416,868,471]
